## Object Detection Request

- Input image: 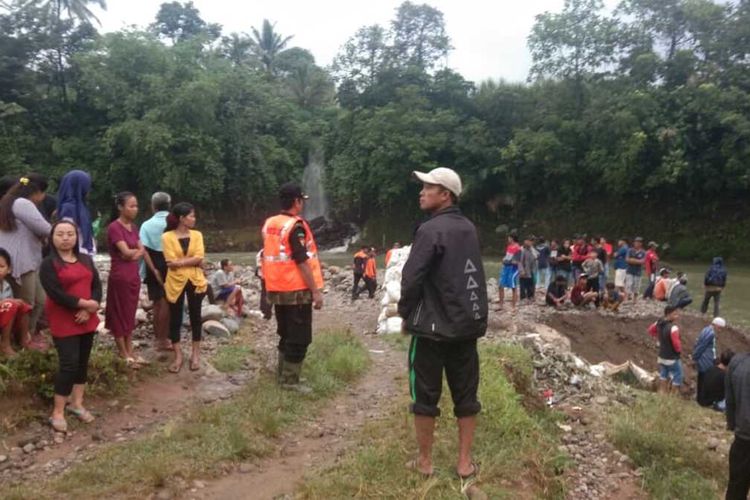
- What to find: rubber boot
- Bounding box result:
[281,361,312,394]
[276,350,284,384]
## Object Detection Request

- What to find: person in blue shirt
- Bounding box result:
[139,192,171,351]
[613,238,629,299]
[693,316,725,402]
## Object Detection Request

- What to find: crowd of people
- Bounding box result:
[494,233,728,317]
[0,171,249,432]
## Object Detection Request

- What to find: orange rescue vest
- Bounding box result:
[364,257,376,278]
[261,213,324,292]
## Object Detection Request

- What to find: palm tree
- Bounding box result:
[25,0,107,25]
[251,19,293,74]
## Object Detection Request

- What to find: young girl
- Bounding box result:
[40,220,102,433]
[105,192,158,367]
[0,248,37,357]
[162,203,207,373]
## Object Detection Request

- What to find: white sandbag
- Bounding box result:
[385,304,399,318]
[385,317,403,334]
[385,281,401,303]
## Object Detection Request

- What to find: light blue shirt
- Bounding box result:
[0,280,13,300]
[139,211,168,279]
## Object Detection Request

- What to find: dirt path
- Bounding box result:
[194,302,406,500]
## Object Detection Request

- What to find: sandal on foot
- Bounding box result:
[134,355,151,365]
[405,458,434,478]
[168,359,183,373]
[458,462,480,494]
[48,417,68,432]
[125,357,141,370]
[66,406,95,423]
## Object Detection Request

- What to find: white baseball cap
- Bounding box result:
[413,167,462,197]
[712,317,726,328]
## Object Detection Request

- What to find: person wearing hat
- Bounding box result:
[261,182,324,393]
[398,167,487,485]
[693,316,726,403]
[625,237,647,302]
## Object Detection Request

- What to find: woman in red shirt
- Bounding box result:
[40,220,102,433]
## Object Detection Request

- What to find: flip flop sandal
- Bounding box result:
[134,356,151,365]
[66,406,95,423]
[168,359,183,373]
[125,357,141,370]
[405,458,434,478]
[458,462,480,494]
[48,417,68,433]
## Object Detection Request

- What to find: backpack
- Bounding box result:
[705,266,726,287]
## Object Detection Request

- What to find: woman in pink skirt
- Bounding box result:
[105,192,159,368]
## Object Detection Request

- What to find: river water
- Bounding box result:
[210,253,749,329]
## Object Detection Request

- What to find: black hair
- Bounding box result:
[165,202,195,231]
[0,247,10,268]
[0,175,17,199]
[509,233,519,243]
[664,305,678,316]
[605,282,615,289]
[112,191,136,222]
[220,259,230,269]
[25,173,49,192]
[720,349,735,367]
[555,274,567,283]
[0,178,43,231]
[280,195,298,211]
[47,220,81,263]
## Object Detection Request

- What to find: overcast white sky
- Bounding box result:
[93,0,620,83]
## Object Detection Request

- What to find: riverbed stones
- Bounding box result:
[221,317,240,334]
[201,305,224,322]
[203,320,230,338]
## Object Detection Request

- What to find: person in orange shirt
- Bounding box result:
[351,245,369,301]
[385,242,401,267]
[653,268,671,301]
[363,248,377,299]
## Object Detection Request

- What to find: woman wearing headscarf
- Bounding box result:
[57,170,96,255]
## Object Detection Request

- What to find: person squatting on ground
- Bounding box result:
[211,259,244,317]
[498,234,521,310]
[693,316,725,404]
[725,352,750,500]
[702,257,727,318]
[648,306,683,394]
[0,248,36,356]
[39,220,102,433]
[697,348,733,411]
[570,274,598,308]
[398,167,487,489]
[602,282,623,312]
[351,245,368,301]
[0,177,51,339]
[162,202,207,373]
[140,192,171,350]
[545,274,568,309]
[106,192,156,368]
[261,183,324,394]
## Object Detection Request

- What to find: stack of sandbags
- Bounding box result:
[376,246,411,334]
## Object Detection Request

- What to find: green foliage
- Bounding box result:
[609,393,726,499]
[0,345,128,400]
[212,344,252,373]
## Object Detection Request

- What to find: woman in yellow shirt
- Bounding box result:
[161,202,207,373]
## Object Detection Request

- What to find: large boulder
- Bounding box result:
[202,320,230,338]
[201,305,224,322]
[221,317,240,334]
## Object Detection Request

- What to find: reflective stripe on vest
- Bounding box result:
[261,214,324,292]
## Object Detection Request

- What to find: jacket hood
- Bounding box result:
[712,257,724,266]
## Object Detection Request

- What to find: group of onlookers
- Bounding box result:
[0,171,234,432]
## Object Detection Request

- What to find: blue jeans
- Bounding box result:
[659,360,683,386]
[538,267,551,289]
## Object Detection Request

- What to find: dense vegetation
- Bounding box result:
[2,0,750,254]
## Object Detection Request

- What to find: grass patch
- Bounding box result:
[298,342,567,499]
[212,344,253,373]
[381,332,410,352]
[4,330,369,499]
[608,393,727,499]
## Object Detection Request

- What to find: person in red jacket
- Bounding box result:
[645,242,660,286]
[648,306,683,394]
[40,220,102,433]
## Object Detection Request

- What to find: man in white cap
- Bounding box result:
[398,167,488,490]
[693,316,726,402]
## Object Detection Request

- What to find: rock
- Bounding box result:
[193,480,206,489]
[221,317,240,334]
[238,463,254,474]
[594,396,609,405]
[203,320,231,338]
[22,444,35,454]
[0,455,7,463]
[494,224,510,234]
[135,308,148,323]
[707,438,720,451]
[201,305,225,322]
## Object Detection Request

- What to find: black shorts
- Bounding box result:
[144,248,167,301]
[408,336,481,418]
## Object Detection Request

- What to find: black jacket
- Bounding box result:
[726,353,750,440]
[398,206,488,341]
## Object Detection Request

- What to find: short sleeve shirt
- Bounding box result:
[627,249,646,276]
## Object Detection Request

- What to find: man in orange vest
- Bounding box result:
[351,245,369,300]
[385,242,401,267]
[363,247,377,299]
[261,182,324,393]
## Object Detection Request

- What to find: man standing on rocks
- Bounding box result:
[725,351,750,499]
[139,192,171,351]
[398,167,488,488]
[261,183,324,393]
